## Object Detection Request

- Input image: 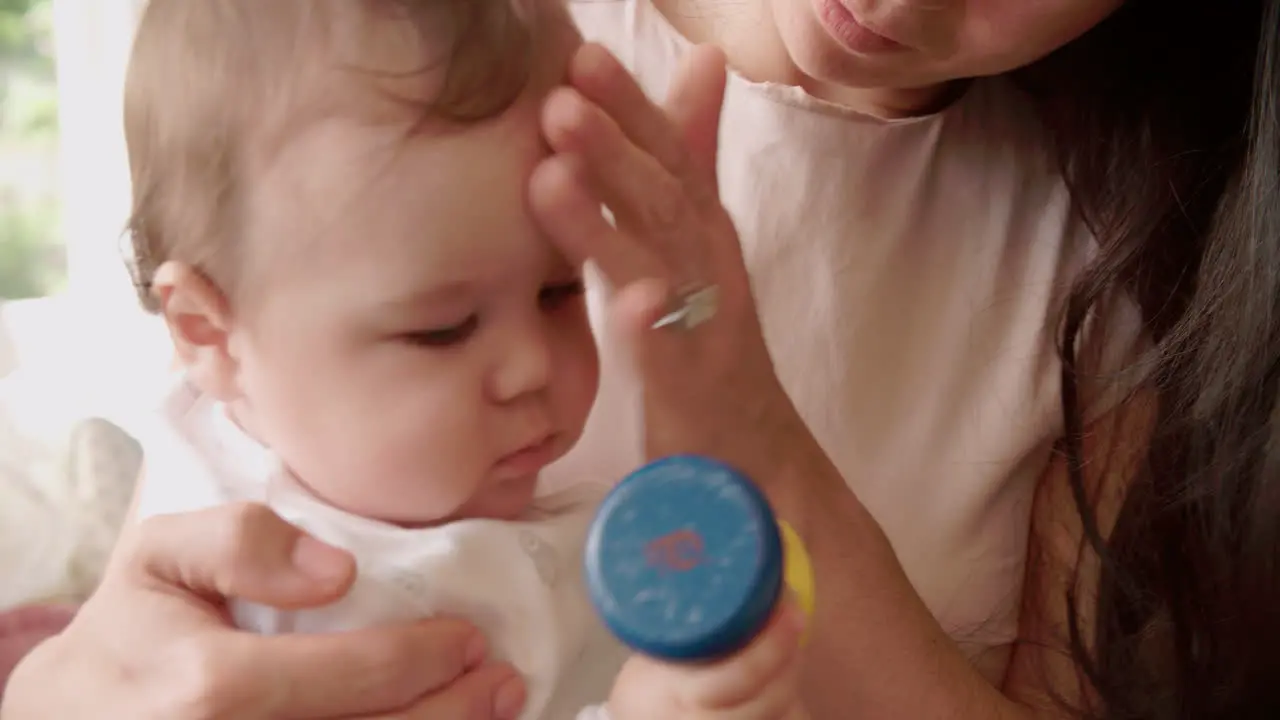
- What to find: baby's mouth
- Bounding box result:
[494,433,559,478]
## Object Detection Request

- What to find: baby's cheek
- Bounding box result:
[390,400,492,504]
[335,427,481,523]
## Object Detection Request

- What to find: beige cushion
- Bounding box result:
[0,416,140,609]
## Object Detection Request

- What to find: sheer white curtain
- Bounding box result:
[3,0,169,440]
[54,0,138,310]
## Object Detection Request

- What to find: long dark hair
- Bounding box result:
[1020,0,1280,716]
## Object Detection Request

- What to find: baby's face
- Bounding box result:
[226,99,599,526]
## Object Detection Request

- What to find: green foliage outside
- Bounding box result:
[0,199,60,297]
[0,0,61,300]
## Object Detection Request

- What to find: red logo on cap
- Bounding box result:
[645,529,705,572]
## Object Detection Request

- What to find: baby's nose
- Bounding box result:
[489,323,553,402]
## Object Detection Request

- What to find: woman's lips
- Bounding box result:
[816,0,907,55]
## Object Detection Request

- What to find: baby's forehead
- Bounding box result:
[242,101,551,287]
[237,0,577,274]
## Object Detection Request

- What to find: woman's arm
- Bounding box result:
[764,395,1152,718]
[766,426,1033,719]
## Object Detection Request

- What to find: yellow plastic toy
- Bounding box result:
[778,520,815,641]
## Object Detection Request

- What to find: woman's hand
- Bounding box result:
[526,42,928,719]
[0,503,526,720]
[606,601,809,720]
[529,42,813,499]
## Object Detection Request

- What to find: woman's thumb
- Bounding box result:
[128,503,355,609]
[609,278,670,373]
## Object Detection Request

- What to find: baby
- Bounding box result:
[121,1,802,719]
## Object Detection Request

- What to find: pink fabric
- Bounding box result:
[0,604,76,698]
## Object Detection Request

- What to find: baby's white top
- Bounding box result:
[135,380,627,720]
[552,0,1141,682]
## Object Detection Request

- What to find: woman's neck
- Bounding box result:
[651,0,949,118]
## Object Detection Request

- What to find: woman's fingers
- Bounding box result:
[396,662,527,720]
[605,278,672,387]
[6,498,525,720]
[529,154,663,288]
[537,42,735,294]
[231,621,501,718]
[541,85,681,232]
[123,503,522,717]
[568,43,691,179]
[570,42,727,201]
[612,279,670,331]
[612,602,806,720]
[129,622,501,720]
[127,502,355,609]
[662,44,729,192]
[675,602,805,710]
[541,86,699,272]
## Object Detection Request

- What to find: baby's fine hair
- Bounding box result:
[123,0,544,312]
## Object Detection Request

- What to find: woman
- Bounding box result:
[542,0,1278,716]
[4,1,1277,718]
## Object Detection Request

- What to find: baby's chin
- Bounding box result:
[385,474,542,529]
[457,473,543,522]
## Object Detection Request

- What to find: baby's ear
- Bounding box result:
[152,261,240,400]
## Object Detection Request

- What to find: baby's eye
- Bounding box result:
[402,315,479,348]
[539,279,585,310]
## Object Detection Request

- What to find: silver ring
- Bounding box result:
[651,284,719,330]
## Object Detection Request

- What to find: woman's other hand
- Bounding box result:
[0,503,526,719]
[530,42,816,504]
[607,600,809,720]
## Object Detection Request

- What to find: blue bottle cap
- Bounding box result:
[584,454,783,661]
